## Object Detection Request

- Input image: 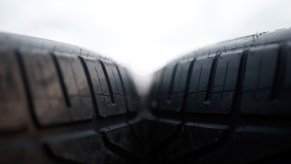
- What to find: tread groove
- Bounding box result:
[271,44,285,100]
[51,53,71,107]
[14,50,39,128]
[78,57,100,117]
[115,65,130,112]
[167,64,178,100]
[181,59,195,113]
[204,55,219,101]
[228,49,248,133]
[99,60,116,103]
[222,62,229,91]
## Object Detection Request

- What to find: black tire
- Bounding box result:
[148,28,291,164]
[0,33,141,164]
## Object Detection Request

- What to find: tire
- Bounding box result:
[0,33,141,164]
[148,28,291,164]
[2,29,291,164]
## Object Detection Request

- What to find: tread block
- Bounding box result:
[102,62,124,96]
[172,60,192,93]
[130,120,180,151]
[85,58,108,95]
[82,58,127,117]
[158,64,176,110]
[55,54,94,121]
[149,121,180,149]
[276,42,291,114]
[186,93,206,113]
[166,60,192,112]
[224,128,291,163]
[206,51,243,114]
[241,45,279,115]
[159,65,176,96]
[47,130,126,164]
[241,90,273,115]
[169,94,184,112]
[156,124,226,162]
[150,70,163,99]
[100,61,127,115]
[118,67,139,112]
[243,45,279,90]
[282,43,291,96]
[104,125,141,155]
[114,95,127,114]
[95,95,115,116]
[207,92,235,113]
[0,49,28,131]
[21,51,71,126]
[189,56,214,93]
[157,60,192,112]
[136,120,181,153]
[149,71,161,109]
[213,51,243,92]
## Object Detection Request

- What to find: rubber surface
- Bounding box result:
[148,28,291,164]
[2,29,291,164]
[0,33,141,164]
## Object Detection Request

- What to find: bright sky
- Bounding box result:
[0,0,291,76]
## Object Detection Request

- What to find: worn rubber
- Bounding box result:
[148,28,291,164]
[0,33,141,164]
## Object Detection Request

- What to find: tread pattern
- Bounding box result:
[0,33,140,164]
[0,48,29,131]
[81,58,127,117]
[149,29,291,163]
[2,29,291,164]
